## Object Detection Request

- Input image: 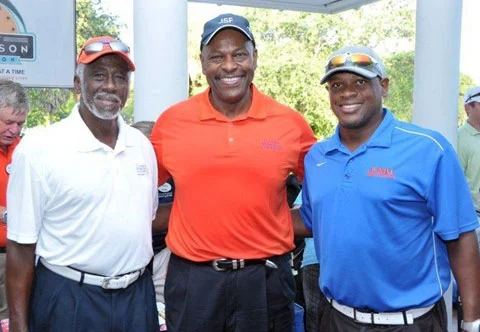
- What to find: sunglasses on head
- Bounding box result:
[326,52,379,73]
[82,40,130,55]
[465,92,480,104]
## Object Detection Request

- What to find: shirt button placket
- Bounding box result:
[344,158,353,182]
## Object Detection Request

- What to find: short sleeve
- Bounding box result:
[300,175,313,232]
[294,115,316,182]
[427,143,478,240]
[150,114,171,185]
[7,140,47,244]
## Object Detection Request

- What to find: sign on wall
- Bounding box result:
[0,0,75,88]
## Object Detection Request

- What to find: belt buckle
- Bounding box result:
[102,276,121,289]
[212,258,229,271]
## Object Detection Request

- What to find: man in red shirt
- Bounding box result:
[150,13,316,331]
[0,79,29,320]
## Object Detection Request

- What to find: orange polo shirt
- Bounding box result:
[0,138,20,247]
[150,85,316,261]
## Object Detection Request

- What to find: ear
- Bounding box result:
[200,50,207,75]
[74,75,81,95]
[380,78,390,98]
[464,104,471,116]
[252,48,258,71]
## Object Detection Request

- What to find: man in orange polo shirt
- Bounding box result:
[150,13,316,331]
[0,79,29,320]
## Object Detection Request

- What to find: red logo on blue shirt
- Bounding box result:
[367,167,395,179]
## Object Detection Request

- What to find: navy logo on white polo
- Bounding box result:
[136,163,147,175]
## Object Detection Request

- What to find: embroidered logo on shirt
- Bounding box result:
[367,167,395,179]
[316,162,327,167]
[261,140,282,151]
[136,164,147,175]
[158,182,172,193]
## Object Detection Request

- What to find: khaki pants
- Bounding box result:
[0,252,7,320]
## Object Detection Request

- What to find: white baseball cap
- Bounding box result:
[464,86,480,105]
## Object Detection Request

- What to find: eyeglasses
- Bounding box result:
[82,40,130,55]
[326,53,379,73]
[465,92,480,104]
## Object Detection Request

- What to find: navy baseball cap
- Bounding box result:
[200,13,255,50]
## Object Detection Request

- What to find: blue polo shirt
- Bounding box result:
[300,109,478,312]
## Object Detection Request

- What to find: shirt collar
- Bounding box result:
[198,84,267,121]
[324,108,395,153]
[0,138,20,157]
[70,104,134,153]
[463,121,480,136]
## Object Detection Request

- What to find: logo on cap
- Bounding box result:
[219,17,234,24]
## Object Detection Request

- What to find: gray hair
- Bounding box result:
[76,63,86,81]
[131,121,155,138]
[0,79,29,115]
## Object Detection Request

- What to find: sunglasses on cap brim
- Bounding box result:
[82,40,130,55]
[326,53,380,73]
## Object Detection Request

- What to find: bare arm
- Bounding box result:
[0,206,6,222]
[152,203,172,233]
[447,231,480,321]
[291,208,312,238]
[6,240,36,332]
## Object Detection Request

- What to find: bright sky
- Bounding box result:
[101,0,480,85]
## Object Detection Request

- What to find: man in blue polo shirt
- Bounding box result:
[297,45,480,331]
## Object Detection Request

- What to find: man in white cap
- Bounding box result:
[295,45,480,331]
[458,86,480,237]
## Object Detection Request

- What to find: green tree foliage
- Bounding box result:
[121,89,135,124]
[25,88,73,128]
[76,0,122,52]
[25,0,122,128]
[384,51,473,126]
[383,51,415,122]
[458,73,475,126]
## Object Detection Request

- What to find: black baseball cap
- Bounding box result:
[200,13,255,50]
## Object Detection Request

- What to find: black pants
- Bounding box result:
[319,298,447,332]
[165,253,295,332]
[302,264,329,332]
[29,261,159,332]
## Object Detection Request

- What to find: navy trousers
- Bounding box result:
[165,253,296,332]
[29,261,159,332]
[301,264,328,332]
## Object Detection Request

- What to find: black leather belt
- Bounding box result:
[0,247,6,254]
[209,258,278,271]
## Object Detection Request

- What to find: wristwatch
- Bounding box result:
[462,319,480,332]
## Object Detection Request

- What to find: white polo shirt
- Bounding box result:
[7,105,158,276]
